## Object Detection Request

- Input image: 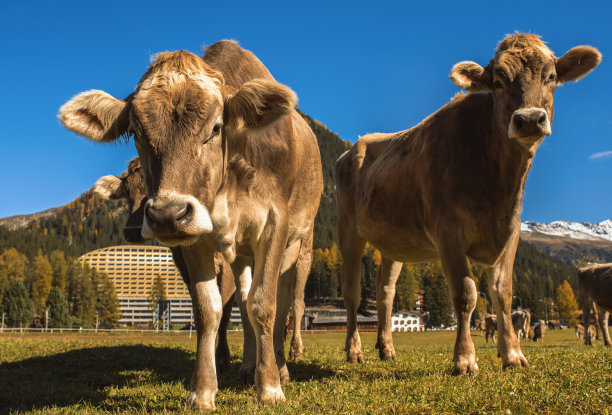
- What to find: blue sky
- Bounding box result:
[0,0,610,223]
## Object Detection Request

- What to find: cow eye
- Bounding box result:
[212,123,222,135]
[546,73,557,84]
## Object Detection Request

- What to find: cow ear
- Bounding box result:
[93,175,125,199]
[58,90,131,142]
[449,61,492,92]
[556,46,601,84]
[223,79,297,132]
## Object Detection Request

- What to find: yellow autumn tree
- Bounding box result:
[555,280,579,327]
[30,252,54,315]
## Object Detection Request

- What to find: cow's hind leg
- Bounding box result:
[437,239,478,375]
[375,257,402,361]
[599,310,611,347]
[488,233,529,369]
[215,294,234,373]
[273,241,301,384]
[339,215,366,363]
[582,301,593,346]
[290,232,313,361]
[231,256,257,383]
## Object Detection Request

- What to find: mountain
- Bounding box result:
[521,220,612,242]
[0,207,61,231]
[0,111,351,258]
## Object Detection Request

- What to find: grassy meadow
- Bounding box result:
[0,329,610,414]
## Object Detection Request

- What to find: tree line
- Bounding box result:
[0,248,121,328]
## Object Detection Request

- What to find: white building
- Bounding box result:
[391,312,423,332]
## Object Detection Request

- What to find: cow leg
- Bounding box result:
[375,257,402,361]
[599,310,610,347]
[248,219,289,404]
[231,256,257,383]
[181,247,222,412]
[290,232,313,361]
[338,215,366,363]
[582,301,593,346]
[437,241,478,375]
[273,240,301,385]
[487,233,529,369]
[215,294,234,373]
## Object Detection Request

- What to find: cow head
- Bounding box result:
[93,158,148,243]
[450,33,601,149]
[60,51,297,246]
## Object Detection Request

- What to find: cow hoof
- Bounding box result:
[185,390,216,412]
[379,346,396,361]
[347,350,365,363]
[239,365,255,385]
[258,384,286,405]
[453,361,478,376]
[279,364,291,385]
[502,351,529,370]
[289,343,303,360]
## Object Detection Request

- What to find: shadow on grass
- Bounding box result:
[0,345,337,413]
[0,345,193,413]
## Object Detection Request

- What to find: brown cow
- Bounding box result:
[511,310,531,342]
[532,319,546,342]
[93,158,237,372]
[95,157,312,369]
[485,314,497,344]
[60,41,323,410]
[547,319,561,330]
[578,263,612,346]
[335,33,601,374]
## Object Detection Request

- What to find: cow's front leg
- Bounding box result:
[488,233,529,369]
[437,238,478,375]
[375,257,402,361]
[248,215,289,404]
[599,310,611,346]
[182,246,222,412]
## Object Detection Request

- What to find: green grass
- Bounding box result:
[1,330,610,414]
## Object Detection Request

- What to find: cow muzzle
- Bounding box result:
[508,108,551,141]
[142,193,213,245]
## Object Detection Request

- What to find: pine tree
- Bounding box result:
[49,250,68,292]
[422,263,453,328]
[556,280,579,327]
[95,272,122,328]
[149,275,167,310]
[45,287,71,328]
[0,248,29,283]
[0,279,34,327]
[394,264,417,311]
[30,252,53,316]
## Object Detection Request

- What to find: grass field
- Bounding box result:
[1,329,610,414]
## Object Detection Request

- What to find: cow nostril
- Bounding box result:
[537,114,547,126]
[514,117,524,131]
[177,204,192,222]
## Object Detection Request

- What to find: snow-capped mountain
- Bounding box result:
[521,220,612,242]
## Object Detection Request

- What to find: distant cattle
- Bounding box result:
[533,320,546,342]
[335,33,600,374]
[547,320,561,330]
[575,324,596,340]
[578,264,612,347]
[485,314,497,344]
[62,40,323,410]
[512,310,531,342]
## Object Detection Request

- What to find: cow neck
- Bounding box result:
[488,113,537,232]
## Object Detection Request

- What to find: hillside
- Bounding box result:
[520,233,612,266]
[0,111,351,258]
